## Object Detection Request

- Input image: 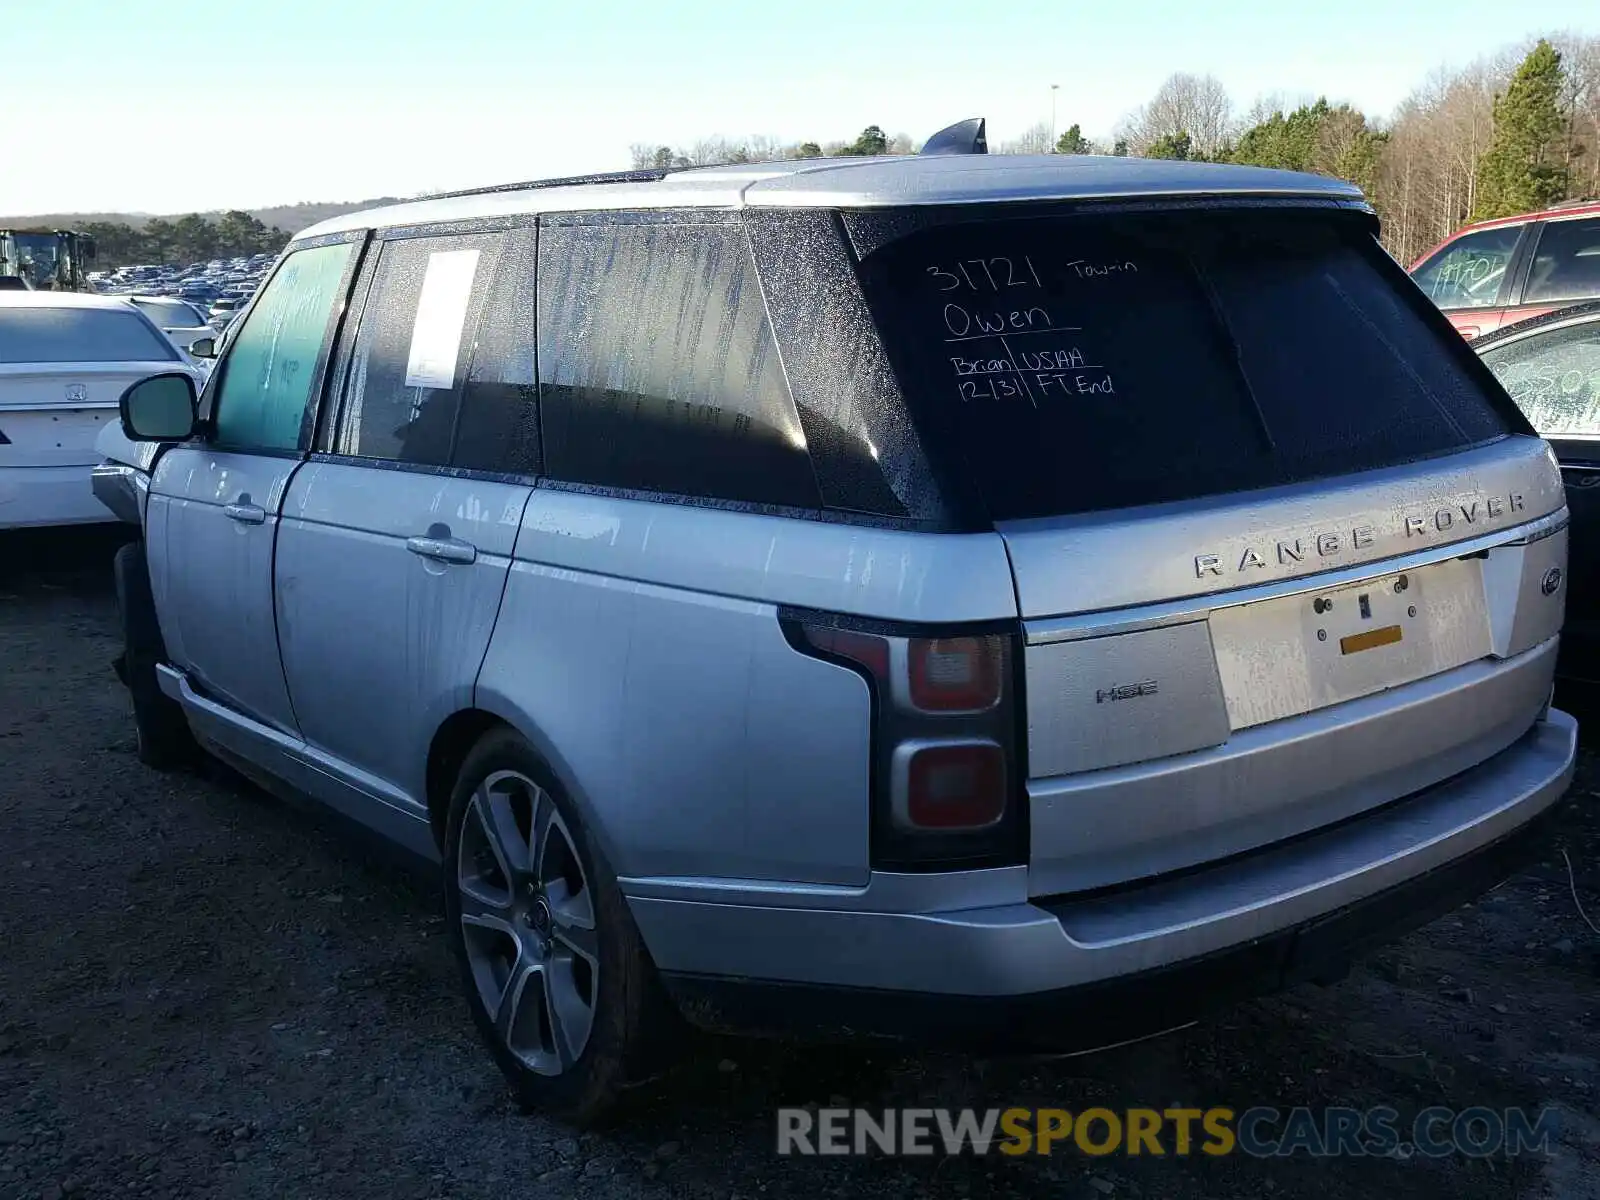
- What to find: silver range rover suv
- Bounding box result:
[97,151,1578,1122]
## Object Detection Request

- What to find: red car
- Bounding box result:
[1408,199,1600,340]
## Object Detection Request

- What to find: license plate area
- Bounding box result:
[1208,557,1493,730]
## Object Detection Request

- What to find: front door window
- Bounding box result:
[210,241,354,451]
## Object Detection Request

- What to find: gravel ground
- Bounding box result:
[1,528,1597,1200]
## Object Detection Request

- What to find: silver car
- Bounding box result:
[97,152,1578,1123]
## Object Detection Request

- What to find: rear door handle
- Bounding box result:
[223,502,266,525]
[406,535,478,565]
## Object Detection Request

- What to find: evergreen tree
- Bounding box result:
[1230,98,1387,194]
[1472,40,1569,220]
[845,125,889,156]
[794,142,823,159]
[1144,130,1192,160]
[1054,123,1092,154]
[1111,139,1129,157]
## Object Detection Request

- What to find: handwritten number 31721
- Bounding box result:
[927,257,1043,293]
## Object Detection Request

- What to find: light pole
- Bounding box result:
[1050,84,1059,151]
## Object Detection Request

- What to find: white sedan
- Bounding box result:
[0,292,202,529]
[124,295,215,361]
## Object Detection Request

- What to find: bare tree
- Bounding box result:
[997,120,1054,155]
[1123,73,1234,158]
[1553,31,1600,197]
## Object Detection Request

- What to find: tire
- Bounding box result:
[442,727,673,1125]
[112,542,196,770]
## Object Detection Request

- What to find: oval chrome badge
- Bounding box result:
[1541,567,1563,597]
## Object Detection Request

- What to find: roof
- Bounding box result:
[0,291,138,311]
[1472,300,1600,350]
[296,154,1366,240]
[1412,199,1600,262]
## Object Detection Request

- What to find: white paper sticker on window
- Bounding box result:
[404,249,480,390]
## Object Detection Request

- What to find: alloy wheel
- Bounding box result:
[456,770,599,1075]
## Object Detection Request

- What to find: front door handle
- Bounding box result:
[406,535,478,565]
[223,502,266,525]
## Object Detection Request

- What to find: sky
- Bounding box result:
[5,0,1597,216]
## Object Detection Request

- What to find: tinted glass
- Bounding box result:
[212,241,352,452]
[1525,218,1600,305]
[857,210,1510,521]
[1480,321,1600,435]
[747,208,948,523]
[455,225,541,474]
[0,305,177,363]
[333,232,501,465]
[1410,224,1521,309]
[133,298,207,328]
[537,219,820,508]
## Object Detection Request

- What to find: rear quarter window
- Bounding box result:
[854,208,1512,522]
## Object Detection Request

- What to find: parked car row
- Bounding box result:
[2,147,1592,1126]
[91,253,272,331]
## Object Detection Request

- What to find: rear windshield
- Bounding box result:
[855,209,1512,522]
[0,306,178,364]
[132,298,207,328]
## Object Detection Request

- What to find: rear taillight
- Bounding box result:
[896,740,1007,828]
[908,637,1002,712]
[787,615,1024,869]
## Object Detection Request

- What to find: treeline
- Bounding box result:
[1093,33,1595,263]
[79,210,292,269]
[630,30,1598,265]
[629,125,917,169]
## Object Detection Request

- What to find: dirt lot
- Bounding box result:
[1,528,1597,1200]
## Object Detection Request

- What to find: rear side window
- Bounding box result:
[855,210,1511,522]
[1479,320,1600,435]
[333,231,502,465]
[1525,218,1600,305]
[0,306,177,363]
[536,218,820,509]
[1409,224,1521,310]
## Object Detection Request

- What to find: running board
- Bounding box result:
[156,664,438,861]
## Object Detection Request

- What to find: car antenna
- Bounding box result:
[920,118,987,156]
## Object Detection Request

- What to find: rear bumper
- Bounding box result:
[633,708,1577,1045]
[0,464,116,529]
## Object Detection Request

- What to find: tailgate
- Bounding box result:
[1003,436,1569,896]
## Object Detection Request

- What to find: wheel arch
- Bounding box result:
[424,700,620,870]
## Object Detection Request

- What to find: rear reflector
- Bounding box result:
[898,740,1006,830]
[800,626,891,680]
